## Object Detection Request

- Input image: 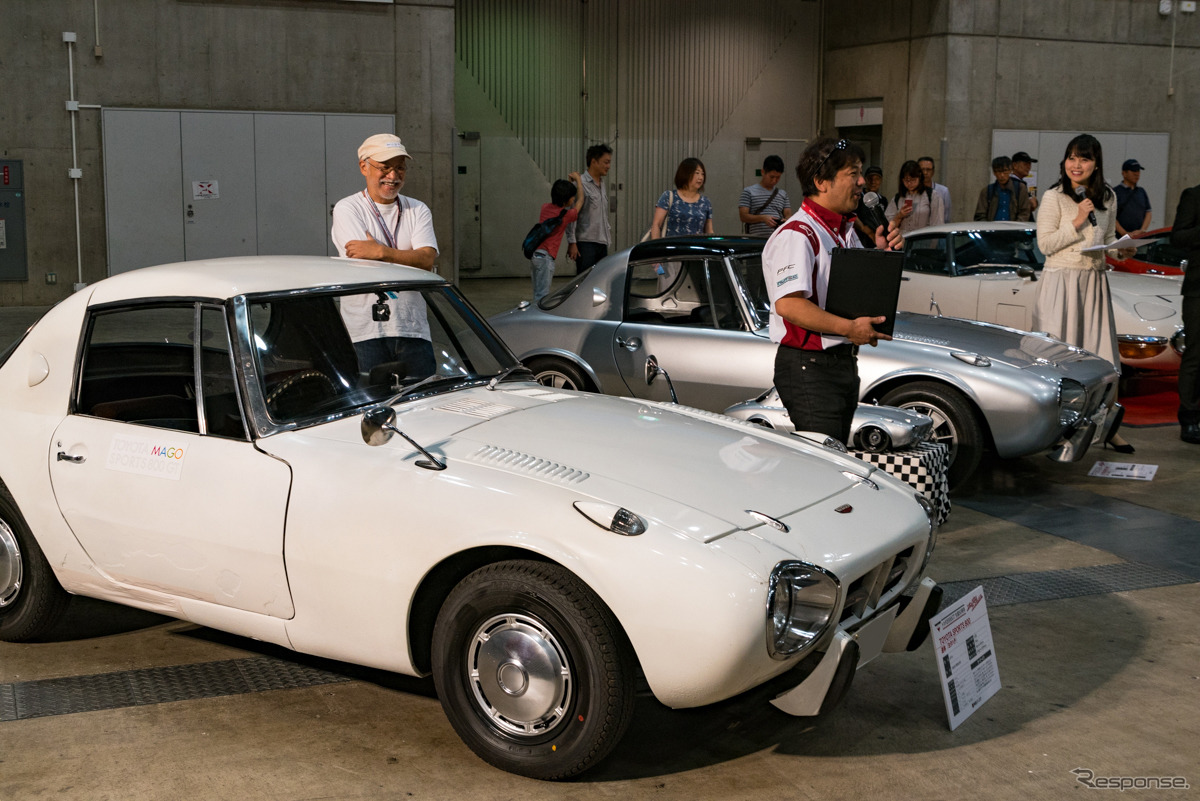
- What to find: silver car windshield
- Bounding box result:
[245,285,517,425]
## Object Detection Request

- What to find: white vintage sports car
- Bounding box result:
[0,256,940,780]
[899,221,1185,371]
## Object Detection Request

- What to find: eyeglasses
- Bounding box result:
[812,139,849,178]
[365,158,407,175]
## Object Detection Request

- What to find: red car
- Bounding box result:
[1107,228,1188,275]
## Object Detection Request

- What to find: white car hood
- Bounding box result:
[449,391,869,527]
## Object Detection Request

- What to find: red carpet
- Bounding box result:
[1120,374,1178,427]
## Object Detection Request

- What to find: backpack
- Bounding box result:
[522,209,568,259]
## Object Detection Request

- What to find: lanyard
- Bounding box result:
[363,191,402,250]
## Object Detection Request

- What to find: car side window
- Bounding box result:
[905,237,949,274]
[77,303,248,439]
[625,259,743,330]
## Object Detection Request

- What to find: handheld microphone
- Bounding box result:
[1074,185,1097,227]
[860,192,890,239]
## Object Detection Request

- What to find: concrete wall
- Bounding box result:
[0,0,454,305]
[823,0,1200,225]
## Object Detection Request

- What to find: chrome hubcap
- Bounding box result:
[468,613,571,737]
[0,519,23,608]
[535,370,578,390]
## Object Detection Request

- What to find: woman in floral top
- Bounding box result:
[650,158,714,238]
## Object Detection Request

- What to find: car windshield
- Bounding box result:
[952,229,1044,274]
[245,284,519,426]
[730,254,770,329]
[1134,237,1187,268]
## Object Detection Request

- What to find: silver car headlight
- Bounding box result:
[766,561,840,660]
[1058,378,1088,426]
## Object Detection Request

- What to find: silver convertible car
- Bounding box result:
[488,236,1122,488]
[0,256,940,780]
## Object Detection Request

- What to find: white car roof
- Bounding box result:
[905,221,1034,236]
[86,256,440,305]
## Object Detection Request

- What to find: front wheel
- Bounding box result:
[880,381,984,489]
[525,357,591,392]
[432,560,635,780]
[0,486,70,642]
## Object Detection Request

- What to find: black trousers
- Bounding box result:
[575,241,608,275]
[774,344,860,445]
[1180,295,1200,425]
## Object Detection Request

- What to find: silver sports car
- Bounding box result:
[488,236,1121,488]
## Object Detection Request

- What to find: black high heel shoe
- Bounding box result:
[1105,436,1135,454]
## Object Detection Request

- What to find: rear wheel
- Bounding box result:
[432,560,635,780]
[526,357,591,392]
[0,486,70,642]
[880,382,983,489]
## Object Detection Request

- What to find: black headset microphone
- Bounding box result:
[1074,185,1098,227]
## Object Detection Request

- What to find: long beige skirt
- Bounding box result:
[1033,266,1120,370]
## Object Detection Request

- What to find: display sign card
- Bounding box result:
[931,586,1001,731]
[1088,460,1158,481]
[192,181,219,200]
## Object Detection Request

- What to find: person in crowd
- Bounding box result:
[918,156,951,223]
[974,156,1032,221]
[331,133,438,376]
[854,165,887,247]
[1011,151,1039,214]
[762,138,902,444]
[738,155,793,237]
[566,143,613,275]
[1114,158,1153,238]
[650,157,714,238]
[886,160,944,234]
[1034,133,1133,453]
[1169,182,1200,444]
[528,172,584,302]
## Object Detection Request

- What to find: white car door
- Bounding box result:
[48,304,294,618]
[898,234,982,319]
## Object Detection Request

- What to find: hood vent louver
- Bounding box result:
[468,445,590,484]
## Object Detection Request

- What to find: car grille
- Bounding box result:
[839,545,916,626]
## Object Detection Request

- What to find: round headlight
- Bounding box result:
[766,562,840,660]
[856,424,891,453]
[1058,378,1088,426]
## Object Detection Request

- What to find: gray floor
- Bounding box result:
[2,279,1199,799]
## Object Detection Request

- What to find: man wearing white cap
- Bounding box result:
[331,133,439,376]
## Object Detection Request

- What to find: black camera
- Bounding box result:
[372,293,391,322]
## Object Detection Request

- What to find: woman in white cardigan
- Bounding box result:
[1035,133,1132,452]
[886,160,945,234]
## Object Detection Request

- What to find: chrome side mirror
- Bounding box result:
[644,355,679,403]
[361,406,396,446]
[360,405,446,470]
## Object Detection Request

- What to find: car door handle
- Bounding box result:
[616,336,641,351]
[56,452,85,464]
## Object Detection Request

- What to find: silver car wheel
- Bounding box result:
[900,402,958,461]
[537,370,579,390]
[467,612,572,737]
[0,519,22,608]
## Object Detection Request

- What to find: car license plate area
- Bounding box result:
[852,604,898,667]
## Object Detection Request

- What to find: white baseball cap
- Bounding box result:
[358,134,412,162]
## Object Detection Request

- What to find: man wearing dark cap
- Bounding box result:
[1115,159,1153,238]
[1011,151,1038,213]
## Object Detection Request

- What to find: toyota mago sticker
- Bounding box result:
[106,434,188,481]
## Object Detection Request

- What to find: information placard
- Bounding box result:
[931,586,1001,731]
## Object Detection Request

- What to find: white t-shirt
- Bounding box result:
[762,200,861,350]
[331,191,439,342]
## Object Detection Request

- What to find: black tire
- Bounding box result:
[880,381,984,489]
[0,485,70,642]
[526,357,591,392]
[432,560,635,780]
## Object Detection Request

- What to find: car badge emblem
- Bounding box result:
[835,504,853,514]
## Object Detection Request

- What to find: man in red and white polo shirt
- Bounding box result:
[762,137,903,444]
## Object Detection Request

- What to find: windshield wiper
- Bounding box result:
[383,372,456,407]
[486,363,535,390]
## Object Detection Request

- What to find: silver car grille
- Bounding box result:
[839,545,917,627]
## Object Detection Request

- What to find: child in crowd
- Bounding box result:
[530,173,584,302]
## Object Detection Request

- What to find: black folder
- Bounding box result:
[823,247,906,337]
